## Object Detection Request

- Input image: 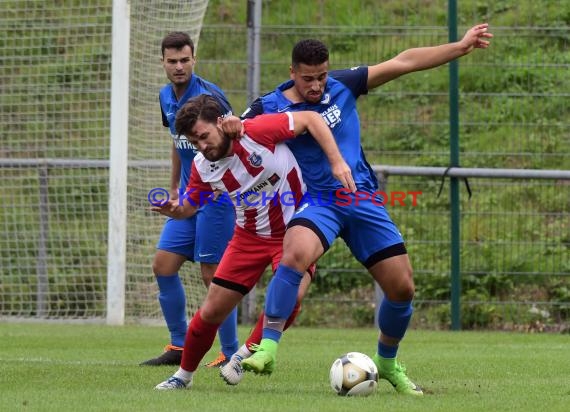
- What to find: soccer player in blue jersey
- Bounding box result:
[140,32,238,367]
[239,23,493,394]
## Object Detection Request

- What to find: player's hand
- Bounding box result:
[460,23,493,53]
[151,199,184,218]
[221,115,244,140]
[331,160,356,193]
[212,189,223,200]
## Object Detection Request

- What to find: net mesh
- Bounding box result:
[0,0,210,321]
[1,1,112,319]
[126,0,210,322]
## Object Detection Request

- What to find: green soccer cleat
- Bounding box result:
[241,341,276,375]
[241,349,275,375]
[373,354,423,396]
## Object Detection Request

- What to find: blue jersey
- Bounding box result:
[242,66,378,194]
[159,74,232,189]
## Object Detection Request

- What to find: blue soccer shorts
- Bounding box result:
[157,199,235,264]
[288,191,405,267]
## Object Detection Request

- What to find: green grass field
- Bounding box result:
[1,323,568,411]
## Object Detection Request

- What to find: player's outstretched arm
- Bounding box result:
[151,197,197,219]
[291,111,356,192]
[367,23,493,89]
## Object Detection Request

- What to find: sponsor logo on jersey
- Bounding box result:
[171,133,198,152]
[235,173,281,203]
[237,179,269,202]
[320,93,331,104]
[321,104,341,128]
[267,173,280,186]
[248,152,263,167]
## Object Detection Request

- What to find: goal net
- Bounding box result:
[0,0,210,322]
[126,0,210,323]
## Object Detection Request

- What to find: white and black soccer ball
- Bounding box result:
[329,352,379,396]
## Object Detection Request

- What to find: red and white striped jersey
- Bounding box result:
[186,112,306,238]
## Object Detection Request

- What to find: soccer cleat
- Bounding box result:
[373,354,423,396]
[203,352,228,368]
[241,348,275,375]
[219,354,245,385]
[140,344,183,366]
[154,376,192,390]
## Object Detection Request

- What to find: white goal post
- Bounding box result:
[106,0,130,325]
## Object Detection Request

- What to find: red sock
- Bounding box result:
[181,309,220,372]
[245,303,301,349]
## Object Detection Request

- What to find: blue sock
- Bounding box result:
[262,264,303,342]
[156,274,187,347]
[218,306,239,358]
[378,341,399,359]
[377,298,413,358]
[262,328,283,342]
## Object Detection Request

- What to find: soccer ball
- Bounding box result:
[329,352,379,396]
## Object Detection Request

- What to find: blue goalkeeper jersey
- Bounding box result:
[241,66,378,195]
[159,74,232,189]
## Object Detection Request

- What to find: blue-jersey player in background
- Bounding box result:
[240,23,493,394]
[140,32,238,367]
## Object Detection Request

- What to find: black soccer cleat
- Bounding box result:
[140,344,183,366]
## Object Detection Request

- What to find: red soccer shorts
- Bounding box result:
[213,226,315,293]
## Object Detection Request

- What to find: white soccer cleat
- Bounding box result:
[219,354,245,385]
[154,375,192,390]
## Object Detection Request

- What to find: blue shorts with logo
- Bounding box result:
[288,191,405,267]
[157,199,235,263]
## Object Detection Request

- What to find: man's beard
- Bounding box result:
[306,90,322,103]
[203,132,231,162]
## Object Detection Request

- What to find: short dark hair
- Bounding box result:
[291,39,329,68]
[175,95,222,136]
[161,31,195,57]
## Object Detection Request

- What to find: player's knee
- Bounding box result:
[152,259,166,276]
[281,244,318,271]
[400,284,415,301]
[152,261,176,276]
[383,267,415,301]
[199,307,215,323]
[153,250,186,275]
[386,285,414,302]
[200,303,224,324]
[397,267,415,301]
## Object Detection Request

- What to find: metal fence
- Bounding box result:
[1,0,568,329]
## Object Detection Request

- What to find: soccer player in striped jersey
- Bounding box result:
[141,32,238,367]
[240,24,493,395]
[152,94,355,390]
